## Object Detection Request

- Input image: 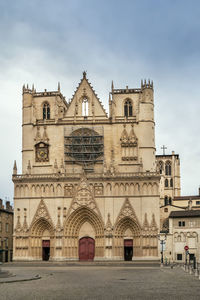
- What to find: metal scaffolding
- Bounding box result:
[64,126,104,172]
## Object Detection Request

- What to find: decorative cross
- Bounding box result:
[161,145,167,155]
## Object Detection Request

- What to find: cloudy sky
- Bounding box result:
[0,0,200,203]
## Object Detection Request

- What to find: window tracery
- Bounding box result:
[43,102,50,120]
[124,99,133,117]
[165,161,171,176]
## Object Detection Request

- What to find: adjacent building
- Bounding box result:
[167,209,200,263]
[0,200,13,262]
[156,152,181,206]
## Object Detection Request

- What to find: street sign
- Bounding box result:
[184,245,189,251]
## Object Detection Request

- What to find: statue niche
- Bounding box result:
[120,124,138,161]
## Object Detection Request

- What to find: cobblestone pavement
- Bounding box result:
[1,262,200,300]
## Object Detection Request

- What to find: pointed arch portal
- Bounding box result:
[64,207,104,260]
[114,216,141,260]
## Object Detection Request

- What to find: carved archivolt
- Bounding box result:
[64,206,104,238]
[29,198,55,236]
[114,198,141,236]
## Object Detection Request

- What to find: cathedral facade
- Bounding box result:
[13,73,160,261]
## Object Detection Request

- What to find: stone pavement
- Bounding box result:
[1,262,200,299]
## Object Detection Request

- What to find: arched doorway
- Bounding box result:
[124,239,133,261]
[79,237,95,261]
[42,240,50,261]
[30,218,54,261]
[64,207,104,260]
[114,217,141,260]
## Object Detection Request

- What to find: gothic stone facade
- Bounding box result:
[13,73,160,261]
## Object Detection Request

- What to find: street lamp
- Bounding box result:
[157,233,167,266]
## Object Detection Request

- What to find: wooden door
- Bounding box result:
[79,237,95,261]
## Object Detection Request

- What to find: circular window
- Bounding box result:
[65,128,104,166]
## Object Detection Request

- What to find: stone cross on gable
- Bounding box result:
[161,145,167,155]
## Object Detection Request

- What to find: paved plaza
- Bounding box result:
[1,262,200,299]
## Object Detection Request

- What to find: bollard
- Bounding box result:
[189,266,193,275]
[195,269,198,277]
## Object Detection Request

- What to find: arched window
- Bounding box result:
[43,103,50,120]
[165,161,171,176]
[165,179,169,188]
[159,161,163,174]
[82,97,88,117]
[169,197,172,205]
[164,196,168,206]
[124,100,133,117]
[170,178,173,187]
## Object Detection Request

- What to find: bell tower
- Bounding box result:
[139,79,155,172]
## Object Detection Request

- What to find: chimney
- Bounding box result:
[6,201,10,210]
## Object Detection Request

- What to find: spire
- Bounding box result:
[129,124,137,144]
[120,124,129,142]
[54,159,58,171]
[60,159,64,173]
[58,82,60,92]
[83,71,87,79]
[105,213,113,234]
[32,84,34,92]
[27,160,31,174]
[22,209,28,232]
[35,126,41,143]
[42,126,49,142]
[109,93,111,104]
[111,80,114,93]
[13,160,17,175]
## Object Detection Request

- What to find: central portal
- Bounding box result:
[79,237,95,261]
[124,239,133,261]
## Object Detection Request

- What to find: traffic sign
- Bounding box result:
[184,245,189,251]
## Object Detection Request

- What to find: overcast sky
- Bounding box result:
[0,0,200,203]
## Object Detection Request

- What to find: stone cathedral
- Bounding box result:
[12,72,161,261]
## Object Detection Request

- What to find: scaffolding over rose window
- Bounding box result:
[64,127,104,172]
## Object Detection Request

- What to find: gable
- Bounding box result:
[65,72,108,119]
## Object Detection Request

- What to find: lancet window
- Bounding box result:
[124,99,133,117]
[165,179,169,188]
[158,161,163,174]
[43,102,50,120]
[170,178,173,187]
[82,97,89,117]
[165,161,171,176]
